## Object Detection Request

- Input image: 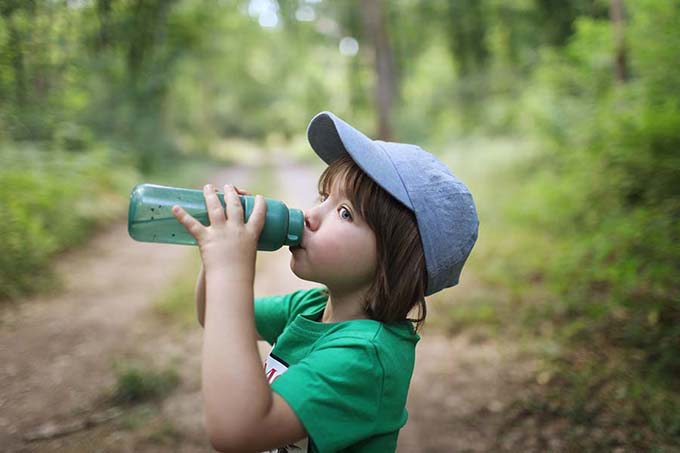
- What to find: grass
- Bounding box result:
[109,360,180,406]
[117,404,158,430]
[153,252,202,329]
[144,420,184,445]
[114,404,185,448]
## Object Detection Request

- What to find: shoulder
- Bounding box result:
[287,286,328,318]
[314,321,419,370]
[324,322,420,386]
[320,320,419,351]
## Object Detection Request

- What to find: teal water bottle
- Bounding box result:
[127,183,303,251]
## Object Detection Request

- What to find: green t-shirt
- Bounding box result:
[254,287,420,453]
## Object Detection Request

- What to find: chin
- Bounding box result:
[289,256,311,280]
[289,258,326,285]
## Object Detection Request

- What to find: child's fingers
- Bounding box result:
[203,184,226,227]
[247,194,267,235]
[172,205,205,240]
[224,184,244,224]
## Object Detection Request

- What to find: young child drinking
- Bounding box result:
[172,111,479,452]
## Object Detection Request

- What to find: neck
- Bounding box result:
[321,286,371,323]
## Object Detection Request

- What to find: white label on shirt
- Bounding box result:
[264,353,288,384]
[261,351,308,453]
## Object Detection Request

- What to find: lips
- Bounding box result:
[290,228,309,251]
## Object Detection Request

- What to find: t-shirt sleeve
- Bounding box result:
[271,336,385,452]
[254,287,327,345]
[254,293,289,345]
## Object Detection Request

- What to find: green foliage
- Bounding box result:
[516,0,680,375]
[0,144,139,300]
[469,1,680,443]
[110,361,180,405]
[441,130,679,446]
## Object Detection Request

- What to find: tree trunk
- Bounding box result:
[362,0,395,140]
[0,8,27,107]
[96,0,113,50]
[610,0,628,83]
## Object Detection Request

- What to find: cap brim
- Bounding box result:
[306,112,412,209]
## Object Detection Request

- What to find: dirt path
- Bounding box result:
[0,160,536,452]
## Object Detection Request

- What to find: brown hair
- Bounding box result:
[318,155,427,330]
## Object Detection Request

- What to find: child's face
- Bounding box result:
[289,177,377,292]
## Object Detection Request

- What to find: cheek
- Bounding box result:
[314,230,377,276]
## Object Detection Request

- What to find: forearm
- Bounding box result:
[202,266,273,441]
[198,259,264,337]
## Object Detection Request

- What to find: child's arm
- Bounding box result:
[196,264,264,342]
[176,184,305,451]
[202,262,306,450]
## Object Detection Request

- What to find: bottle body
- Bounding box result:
[127,184,303,251]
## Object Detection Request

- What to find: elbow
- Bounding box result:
[202,386,275,451]
[205,416,257,453]
[206,429,240,453]
[208,438,242,453]
[208,433,259,453]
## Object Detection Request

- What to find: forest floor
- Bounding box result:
[0,160,569,452]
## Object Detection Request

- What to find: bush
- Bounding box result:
[0,144,138,300]
[477,1,680,444]
[502,0,677,357]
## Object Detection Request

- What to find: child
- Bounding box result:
[172,111,479,452]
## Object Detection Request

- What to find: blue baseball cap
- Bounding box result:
[307,111,479,296]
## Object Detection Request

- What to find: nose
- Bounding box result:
[304,206,320,231]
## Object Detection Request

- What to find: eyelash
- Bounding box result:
[339,206,353,222]
[318,193,353,222]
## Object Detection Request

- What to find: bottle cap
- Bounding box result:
[285,208,304,246]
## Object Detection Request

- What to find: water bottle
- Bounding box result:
[128,183,303,251]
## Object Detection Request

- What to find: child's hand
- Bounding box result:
[172,184,266,279]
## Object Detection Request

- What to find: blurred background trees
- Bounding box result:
[1,0,678,447]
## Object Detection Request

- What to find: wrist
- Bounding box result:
[203,258,255,283]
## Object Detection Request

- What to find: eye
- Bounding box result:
[339,206,353,222]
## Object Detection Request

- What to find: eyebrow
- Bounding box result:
[335,188,352,206]
[322,178,361,210]
[322,180,348,199]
